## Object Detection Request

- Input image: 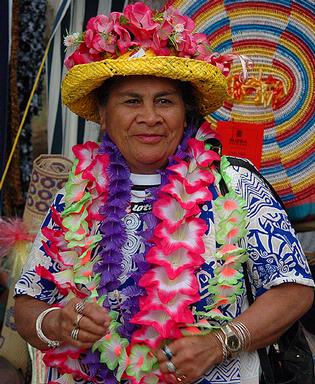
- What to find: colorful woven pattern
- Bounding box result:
[168,0,315,221]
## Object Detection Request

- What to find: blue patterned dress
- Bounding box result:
[15,165,314,384]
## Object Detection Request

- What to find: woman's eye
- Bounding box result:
[125,99,140,104]
[157,98,172,104]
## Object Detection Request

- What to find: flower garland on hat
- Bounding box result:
[63,2,242,76]
[37,122,249,384]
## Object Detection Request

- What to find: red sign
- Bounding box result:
[216,122,265,170]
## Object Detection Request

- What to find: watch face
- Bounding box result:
[227,335,241,352]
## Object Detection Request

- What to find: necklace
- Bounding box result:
[37,126,249,384]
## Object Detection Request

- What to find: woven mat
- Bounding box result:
[168,0,315,221]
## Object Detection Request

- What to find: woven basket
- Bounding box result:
[23,154,72,232]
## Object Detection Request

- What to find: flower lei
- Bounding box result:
[36,123,249,384]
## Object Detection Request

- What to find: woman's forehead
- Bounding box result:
[106,75,183,94]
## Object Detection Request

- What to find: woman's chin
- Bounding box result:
[129,155,168,174]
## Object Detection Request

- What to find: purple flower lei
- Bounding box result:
[83,124,196,380]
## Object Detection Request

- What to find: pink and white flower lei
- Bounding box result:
[37,124,249,384]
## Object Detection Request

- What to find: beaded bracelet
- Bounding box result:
[35,307,61,348]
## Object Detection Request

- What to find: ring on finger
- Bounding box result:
[176,374,187,382]
[74,301,85,314]
[162,345,173,360]
[73,313,83,328]
[70,327,79,341]
[166,361,177,373]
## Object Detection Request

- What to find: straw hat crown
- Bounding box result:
[61,2,231,122]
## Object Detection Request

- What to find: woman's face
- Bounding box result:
[98,76,187,174]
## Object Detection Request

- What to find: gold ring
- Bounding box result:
[70,327,79,341]
[74,301,85,314]
[73,313,83,328]
[176,373,187,382]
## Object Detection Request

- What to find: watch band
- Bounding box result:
[221,323,242,358]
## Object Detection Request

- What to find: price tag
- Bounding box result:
[216,121,265,170]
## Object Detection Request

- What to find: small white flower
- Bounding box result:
[64,32,81,47]
[174,23,185,33]
[174,32,184,43]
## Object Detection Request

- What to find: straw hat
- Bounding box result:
[61,2,230,123]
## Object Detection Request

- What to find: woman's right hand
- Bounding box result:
[42,298,111,349]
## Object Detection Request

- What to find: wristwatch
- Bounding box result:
[221,324,242,358]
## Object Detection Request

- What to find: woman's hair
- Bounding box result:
[96,76,201,124]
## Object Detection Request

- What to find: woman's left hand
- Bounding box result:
[155,334,223,384]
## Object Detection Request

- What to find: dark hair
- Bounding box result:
[96,76,201,123]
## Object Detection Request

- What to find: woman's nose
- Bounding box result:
[136,103,162,126]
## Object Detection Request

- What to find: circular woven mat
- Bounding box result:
[168,0,315,220]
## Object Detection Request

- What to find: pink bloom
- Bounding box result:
[44,345,90,381]
[152,31,171,56]
[35,265,86,299]
[161,175,212,210]
[72,141,99,175]
[131,308,177,338]
[168,161,215,194]
[195,120,221,142]
[85,29,117,55]
[87,191,107,222]
[163,7,195,33]
[64,44,99,70]
[131,326,163,349]
[176,31,197,56]
[146,247,204,280]
[139,266,199,304]
[142,289,199,323]
[50,206,65,229]
[42,227,68,250]
[110,12,137,54]
[152,194,199,229]
[41,241,76,267]
[156,20,173,42]
[187,138,221,167]
[153,217,207,255]
[86,14,114,33]
[82,154,109,194]
[192,33,212,60]
[123,2,159,40]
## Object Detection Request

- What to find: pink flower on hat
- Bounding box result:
[64,44,100,70]
[84,15,117,55]
[124,2,159,40]
[86,14,113,33]
[111,12,138,54]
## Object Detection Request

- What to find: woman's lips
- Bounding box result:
[135,134,163,144]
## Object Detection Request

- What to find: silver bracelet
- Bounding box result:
[230,321,251,349]
[35,307,61,348]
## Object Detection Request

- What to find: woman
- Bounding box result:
[14,3,314,384]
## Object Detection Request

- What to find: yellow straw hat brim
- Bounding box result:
[62,56,227,123]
